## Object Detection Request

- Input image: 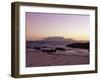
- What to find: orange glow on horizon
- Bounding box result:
[26,12,90,41]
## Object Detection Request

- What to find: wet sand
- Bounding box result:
[26,49,89,67]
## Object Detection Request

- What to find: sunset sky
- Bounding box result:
[26,12,90,41]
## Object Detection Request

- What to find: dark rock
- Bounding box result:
[67,42,89,49]
[33,46,41,50]
[55,47,66,51]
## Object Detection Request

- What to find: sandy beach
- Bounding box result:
[26,48,89,67]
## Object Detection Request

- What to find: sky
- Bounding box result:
[26,12,90,41]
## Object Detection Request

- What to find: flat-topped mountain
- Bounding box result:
[42,36,74,42]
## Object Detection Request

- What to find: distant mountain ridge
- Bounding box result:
[42,36,74,42]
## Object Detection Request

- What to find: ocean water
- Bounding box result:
[26,41,89,56]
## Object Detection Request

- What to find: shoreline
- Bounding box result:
[26,49,89,67]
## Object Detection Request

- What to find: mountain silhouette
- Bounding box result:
[42,36,74,42]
